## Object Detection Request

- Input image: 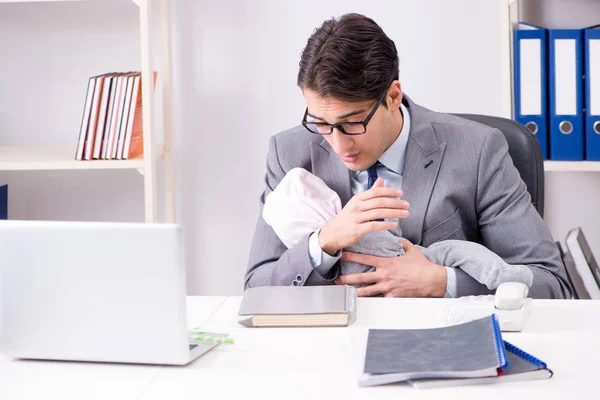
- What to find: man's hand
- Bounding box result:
[334,239,447,297]
[318,178,409,255]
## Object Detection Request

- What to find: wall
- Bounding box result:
[4,0,593,296]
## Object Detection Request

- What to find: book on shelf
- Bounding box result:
[565,226,600,299]
[558,240,591,299]
[0,184,7,220]
[75,71,156,161]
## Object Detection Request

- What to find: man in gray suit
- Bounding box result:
[245,13,571,298]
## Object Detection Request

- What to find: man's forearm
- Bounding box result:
[427,263,448,298]
[318,223,342,256]
[245,235,339,289]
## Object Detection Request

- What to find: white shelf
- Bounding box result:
[1,0,172,223]
[0,1,84,3]
[0,146,144,171]
[544,161,600,172]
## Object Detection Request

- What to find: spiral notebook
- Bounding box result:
[408,341,552,388]
[357,315,508,387]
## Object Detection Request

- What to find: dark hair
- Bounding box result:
[297,13,399,106]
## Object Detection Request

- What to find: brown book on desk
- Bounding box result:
[238,285,356,327]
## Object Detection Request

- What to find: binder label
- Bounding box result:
[520,39,542,115]
[555,39,577,116]
[591,40,600,116]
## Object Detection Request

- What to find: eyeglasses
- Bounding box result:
[301,92,386,135]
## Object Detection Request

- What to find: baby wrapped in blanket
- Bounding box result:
[262,168,533,292]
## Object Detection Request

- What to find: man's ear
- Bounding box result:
[387,81,403,108]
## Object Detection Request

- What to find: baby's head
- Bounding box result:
[263,168,342,248]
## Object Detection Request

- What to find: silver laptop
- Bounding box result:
[0,220,217,365]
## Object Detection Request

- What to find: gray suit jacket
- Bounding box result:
[245,95,571,299]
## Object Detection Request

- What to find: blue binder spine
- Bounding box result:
[0,184,7,220]
[503,341,547,369]
[491,314,508,370]
[548,28,584,160]
[584,25,600,161]
[514,23,549,159]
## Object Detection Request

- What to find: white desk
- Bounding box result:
[1,297,599,399]
[0,296,227,400]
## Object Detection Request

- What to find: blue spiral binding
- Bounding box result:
[504,341,548,369]
[491,314,508,370]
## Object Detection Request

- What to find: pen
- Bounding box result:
[188,329,234,345]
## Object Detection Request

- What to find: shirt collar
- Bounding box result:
[378,102,410,175]
[351,103,411,178]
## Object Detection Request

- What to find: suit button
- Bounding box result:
[296,275,303,283]
[292,280,299,286]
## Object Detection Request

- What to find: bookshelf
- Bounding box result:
[544,161,600,172]
[0,147,146,171]
[0,0,175,223]
[509,0,600,173]
[0,0,80,2]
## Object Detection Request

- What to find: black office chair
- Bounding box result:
[449,115,577,297]
[452,114,545,218]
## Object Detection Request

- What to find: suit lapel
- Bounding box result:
[399,96,447,245]
[311,139,352,206]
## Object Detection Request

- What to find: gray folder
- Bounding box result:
[409,341,552,388]
[360,315,507,387]
[238,285,357,327]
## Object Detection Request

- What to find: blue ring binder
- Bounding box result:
[504,341,548,369]
[491,314,509,370]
